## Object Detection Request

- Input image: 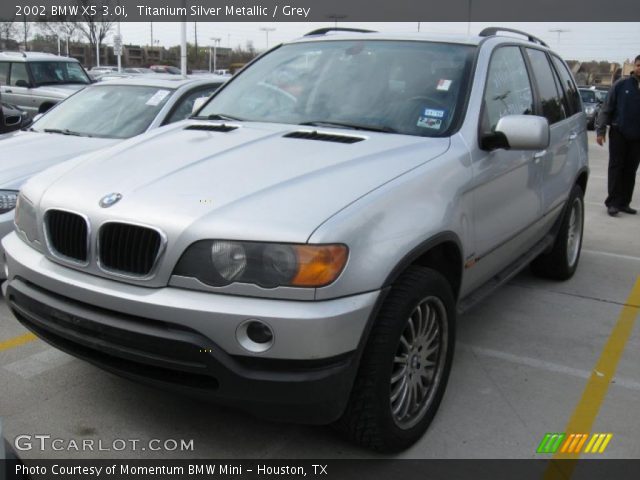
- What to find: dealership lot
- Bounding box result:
[1,131,638,459]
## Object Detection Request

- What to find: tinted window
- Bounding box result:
[166,84,222,124]
[551,55,581,115]
[526,49,566,124]
[10,63,30,86]
[0,62,8,85]
[200,41,476,137]
[29,61,90,85]
[482,46,534,133]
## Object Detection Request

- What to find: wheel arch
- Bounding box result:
[382,232,464,301]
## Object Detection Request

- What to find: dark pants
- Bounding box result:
[606,127,640,208]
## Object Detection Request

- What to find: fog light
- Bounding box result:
[236,319,274,353]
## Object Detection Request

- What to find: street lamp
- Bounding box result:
[209,37,221,73]
[549,28,570,47]
[260,27,275,50]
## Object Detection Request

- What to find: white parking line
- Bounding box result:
[582,249,640,263]
[3,348,73,379]
[458,343,640,392]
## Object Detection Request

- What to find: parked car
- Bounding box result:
[0,75,227,278]
[579,87,601,129]
[123,67,154,75]
[149,65,182,75]
[0,52,91,114]
[1,102,31,133]
[2,28,588,452]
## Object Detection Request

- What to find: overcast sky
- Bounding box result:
[115,22,640,63]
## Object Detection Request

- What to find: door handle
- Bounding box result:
[569,132,578,141]
[533,150,547,160]
[4,89,12,93]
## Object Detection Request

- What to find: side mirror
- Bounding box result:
[483,115,550,151]
[15,79,31,88]
[191,96,209,115]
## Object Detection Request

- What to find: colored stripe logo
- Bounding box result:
[537,433,612,454]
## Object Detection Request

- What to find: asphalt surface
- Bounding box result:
[0,131,639,460]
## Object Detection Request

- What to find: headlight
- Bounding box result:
[0,190,18,214]
[174,240,348,288]
[14,193,39,244]
[585,106,595,114]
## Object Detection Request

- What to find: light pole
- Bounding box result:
[260,27,275,50]
[327,14,346,28]
[210,37,221,73]
[549,28,570,47]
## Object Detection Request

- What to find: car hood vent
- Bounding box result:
[284,130,364,144]
[184,124,238,133]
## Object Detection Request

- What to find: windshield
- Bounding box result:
[594,89,608,102]
[579,89,596,103]
[30,61,91,85]
[33,85,174,138]
[199,40,475,137]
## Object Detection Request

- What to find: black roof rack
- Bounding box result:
[479,27,549,48]
[304,27,377,37]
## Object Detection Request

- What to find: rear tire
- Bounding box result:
[335,266,455,452]
[531,184,584,280]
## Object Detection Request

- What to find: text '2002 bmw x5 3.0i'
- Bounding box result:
[2,27,588,451]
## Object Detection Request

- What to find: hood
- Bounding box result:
[38,121,450,243]
[34,83,87,99]
[0,131,117,190]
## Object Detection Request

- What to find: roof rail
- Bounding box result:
[304,27,377,37]
[478,27,549,48]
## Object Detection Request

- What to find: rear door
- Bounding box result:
[524,49,580,216]
[4,62,35,113]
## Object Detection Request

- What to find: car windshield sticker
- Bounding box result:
[417,116,442,129]
[424,108,446,119]
[436,79,452,91]
[146,90,171,106]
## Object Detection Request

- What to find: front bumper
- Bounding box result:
[2,233,381,423]
[0,213,15,280]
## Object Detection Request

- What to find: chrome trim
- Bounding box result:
[42,208,91,268]
[96,220,168,281]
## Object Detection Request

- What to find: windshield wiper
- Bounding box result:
[191,113,244,121]
[299,121,397,133]
[43,128,90,137]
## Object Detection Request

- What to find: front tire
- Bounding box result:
[335,266,456,452]
[531,184,584,280]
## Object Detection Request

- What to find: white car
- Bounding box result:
[0,75,227,278]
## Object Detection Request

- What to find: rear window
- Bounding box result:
[579,90,597,103]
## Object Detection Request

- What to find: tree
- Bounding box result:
[0,22,17,43]
[72,0,116,66]
[36,21,79,55]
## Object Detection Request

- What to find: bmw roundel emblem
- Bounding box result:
[99,193,122,208]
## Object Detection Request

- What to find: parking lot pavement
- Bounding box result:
[1,131,638,459]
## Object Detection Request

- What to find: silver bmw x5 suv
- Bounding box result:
[2,28,588,451]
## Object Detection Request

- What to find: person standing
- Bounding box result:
[595,55,640,216]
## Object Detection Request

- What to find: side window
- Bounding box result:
[0,62,9,85]
[526,49,566,124]
[482,46,534,134]
[9,63,30,86]
[165,85,222,124]
[551,55,581,116]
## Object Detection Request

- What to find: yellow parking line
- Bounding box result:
[0,332,38,352]
[544,276,640,478]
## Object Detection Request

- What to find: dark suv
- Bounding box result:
[579,87,602,129]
